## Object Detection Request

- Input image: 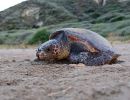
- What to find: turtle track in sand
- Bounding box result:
[0,43,130,100]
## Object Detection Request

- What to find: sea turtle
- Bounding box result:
[36,28,120,66]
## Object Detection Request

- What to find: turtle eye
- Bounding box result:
[37,48,41,52]
[46,47,51,52]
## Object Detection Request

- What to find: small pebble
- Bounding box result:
[12,59,16,62]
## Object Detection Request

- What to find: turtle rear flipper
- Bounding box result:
[108,54,121,64]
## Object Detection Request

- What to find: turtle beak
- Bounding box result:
[36,51,47,60]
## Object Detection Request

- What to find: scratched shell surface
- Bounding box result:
[50,28,114,52]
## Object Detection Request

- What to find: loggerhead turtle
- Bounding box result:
[36,28,120,66]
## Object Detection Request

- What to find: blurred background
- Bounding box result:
[0,0,130,46]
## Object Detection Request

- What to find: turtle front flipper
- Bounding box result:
[68,53,81,64]
[68,52,89,64]
[78,51,113,66]
[68,51,118,66]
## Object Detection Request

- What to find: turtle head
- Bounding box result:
[36,31,70,61]
[36,39,62,61]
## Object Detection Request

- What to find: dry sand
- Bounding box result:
[0,43,130,100]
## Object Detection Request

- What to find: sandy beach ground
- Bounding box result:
[0,43,130,100]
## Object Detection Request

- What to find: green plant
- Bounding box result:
[28,28,50,44]
[110,16,125,22]
[0,38,4,44]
